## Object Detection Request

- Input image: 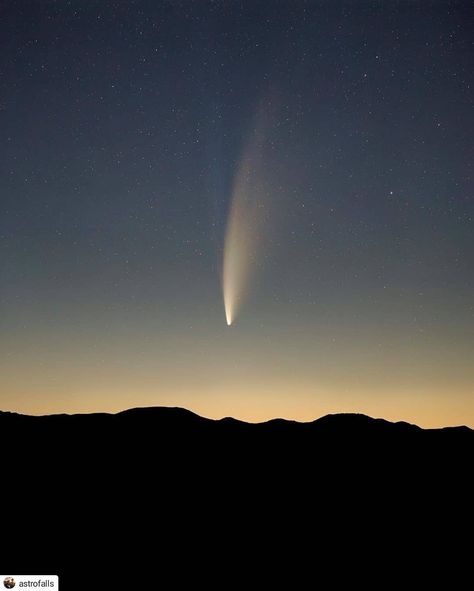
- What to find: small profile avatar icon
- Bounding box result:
[3,578,15,589]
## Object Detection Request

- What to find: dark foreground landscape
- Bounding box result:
[3,406,472,573]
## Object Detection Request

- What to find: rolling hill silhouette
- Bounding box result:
[2,406,472,466]
[2,404,472,436]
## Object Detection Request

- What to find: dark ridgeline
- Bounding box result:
[2,407,472,476]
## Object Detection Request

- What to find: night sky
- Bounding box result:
[1,1,473,426]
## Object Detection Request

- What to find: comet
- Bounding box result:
[223,100,275,326]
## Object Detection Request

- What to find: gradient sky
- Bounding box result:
[1,1,473,426]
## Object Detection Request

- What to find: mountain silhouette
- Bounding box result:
[2,406,472,466]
